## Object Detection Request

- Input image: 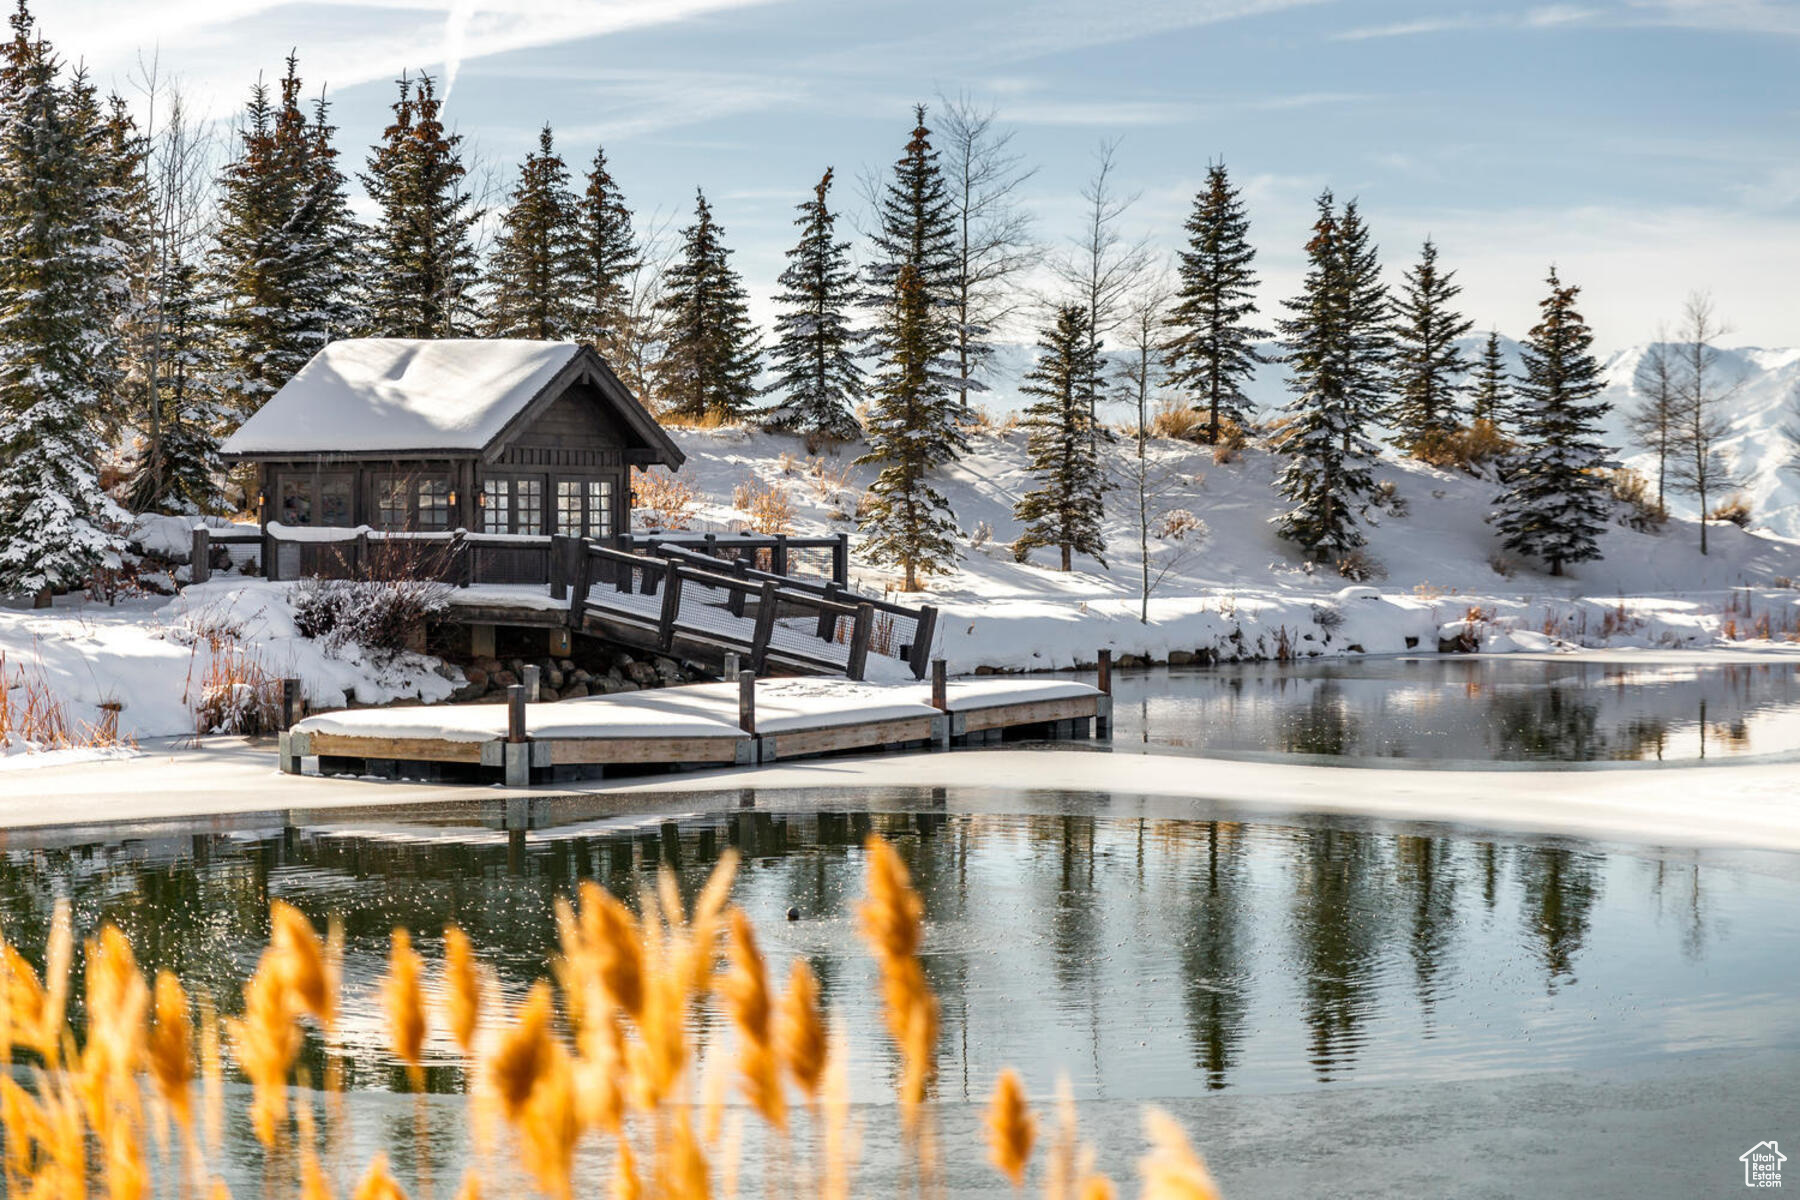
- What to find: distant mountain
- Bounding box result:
[974,335,1800,536]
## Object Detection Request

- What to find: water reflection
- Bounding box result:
[1099,658,1800,762]
[0,800,1794,1103]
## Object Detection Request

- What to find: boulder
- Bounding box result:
[546,668,566,690]
[1168,650,1195,666]
[626,662,658,686]
[492,670,520,689]
[558,659,576,673]
[463,666,489,691]
[562,682,589,699]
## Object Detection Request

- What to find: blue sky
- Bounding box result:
[57,0,1800,352]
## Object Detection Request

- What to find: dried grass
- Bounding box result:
[630,468,698,531]
[0,836,1227,1200]
[732,477,797,537]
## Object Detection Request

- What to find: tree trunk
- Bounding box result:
[1061,543,1072,572]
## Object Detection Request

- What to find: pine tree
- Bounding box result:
[577,143,638,360]
[1391,238,1473,452]
[360,71,480,338]
[1013,305,1108,571]
[1492,269,1612,576]
[0,5,127,593]
[486,124,583,339]
[1271,192,1383,560]
[1471,330,1511,426]
[212,55,359,416]
[762,167,862,442]
[1333,198,1394,445]
[856,105,965,591]
[1165,161,1266,444]
[127,262,225,513]
[654,189,761,421]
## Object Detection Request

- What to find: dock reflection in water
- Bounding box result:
[0,796,1793,1103]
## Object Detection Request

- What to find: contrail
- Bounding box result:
[442,0,476,98]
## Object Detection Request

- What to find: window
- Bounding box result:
[377,478,410,527]
[279,478,313,526]
[481,480,510,534]
[318,475,353,526]
[555,480,583,536]
[417,479,452,531]
[276,471,354,527]
[588,479,614,538]
[515,479,544,534]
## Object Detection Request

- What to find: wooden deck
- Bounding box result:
[279,673,1112,785]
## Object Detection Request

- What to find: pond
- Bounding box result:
[1092,656,1800,763]
[1,788,1794,1196]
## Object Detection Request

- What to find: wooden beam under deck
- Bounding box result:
[759,715,944,762]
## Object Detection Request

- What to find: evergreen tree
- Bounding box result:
[577,143,638,360]
[127,262,225,513]
[762,167,862,441]
[485,124,583,339]
[0,6,127,593]
[1164,161,1266,444]
[212,55,359,416]
[360,71,480,338]
[1271,192,1383,560]
[1492,269,1612,576]
[857,106,964,591]
[1471,330,1511,426]
[1013,305,1108,571]
[1332,198,1394,445]
[654,189,760,421]
[1391,238,1473,451]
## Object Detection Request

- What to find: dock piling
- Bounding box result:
[931,659,947,710]
[1097,649,1112,695]
[723,651,741,680]
[190,527,211,584]
[522,663,541,703]
[1096,649,1113,738]
[504,683,530,787]
[280,678,302,731]
[738,670,756,735]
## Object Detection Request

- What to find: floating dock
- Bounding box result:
[280,671,1112,785]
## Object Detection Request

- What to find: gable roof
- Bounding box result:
[221,338,683,467]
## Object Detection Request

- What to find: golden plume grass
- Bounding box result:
[382,928,428,1090]
[0,834,1230,1200]
[984,1068,1034,1187]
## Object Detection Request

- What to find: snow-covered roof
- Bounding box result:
[222,338,654,458]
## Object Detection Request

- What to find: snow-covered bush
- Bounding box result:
[1372,480,1409,518]
[291,577,450,662]
[1155,510,1208,542]
[1334,549,1387,582]
[190,646,282,735]
[1310,601,1345,631]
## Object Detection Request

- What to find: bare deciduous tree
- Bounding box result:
[1669,293,1744,554]
[1053,139,1154,418]
[934,92,1037,415]
[1627,331,1677,517]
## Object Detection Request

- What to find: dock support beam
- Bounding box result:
[280,678,302,731]
[505,684,530,787]
[471,623,496,660]
[1096,649,1113,738]
[930,659,949,747]
[190,527,210,584]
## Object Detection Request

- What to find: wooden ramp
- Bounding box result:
[279,676,1111,785]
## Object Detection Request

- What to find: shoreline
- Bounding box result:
[5,736,1799,853]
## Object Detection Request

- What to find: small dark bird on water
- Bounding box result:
[786,906,800,921]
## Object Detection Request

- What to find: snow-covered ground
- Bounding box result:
[0,579,455,756]
[666,423,1800,672]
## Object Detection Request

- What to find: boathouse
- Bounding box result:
[221,338,683,538]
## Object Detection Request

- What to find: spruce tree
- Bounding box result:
[360,71,480,338]
[1492,269,1612,576]
[654,189,761,421]
[0,6,127,593]
[1471,330,1511,427]
[127,262,225,513]
[1165,161,1266,444]
[762,167,862,442]
[1013,305,1108,571]
[1391,238,1473,452]
[577,143,638,360]
[1333,198,1394,445]
[1272,192,1383,560]
[856,105,964,591]
[486,124,583,340]
[212,55,359,416]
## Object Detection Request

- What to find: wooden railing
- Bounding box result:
[207,524,933,680]
[627,531,850,586]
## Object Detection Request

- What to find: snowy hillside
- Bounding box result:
[973,336,1800,536]
[666,424,1800,672]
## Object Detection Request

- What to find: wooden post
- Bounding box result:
[262,528,279,581]
[549,534,572,600]
[1097,649,1112,696]
[908,605,939,679]
[831,532,849,586]
[280,678,302,731]
[846,602,874,681]
[522,664,541,703]
[815,582,842,639]
[507,684,527,743]
[748,580,779,674]
[738,669,756,734]
[930,658,947,710]
[772,533,789,577]
[704,532,719,564]
[724,651,741,680]
[657,566,685,650]
[190,527,211,584]
[728,558,751,618]
[353,531,369,578]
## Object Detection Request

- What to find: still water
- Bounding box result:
[2,794,1793,1102]
[1096,656,1800,762]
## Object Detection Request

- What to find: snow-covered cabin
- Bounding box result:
[221,339,683,537]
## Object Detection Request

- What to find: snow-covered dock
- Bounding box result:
[279,673,1111,784]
